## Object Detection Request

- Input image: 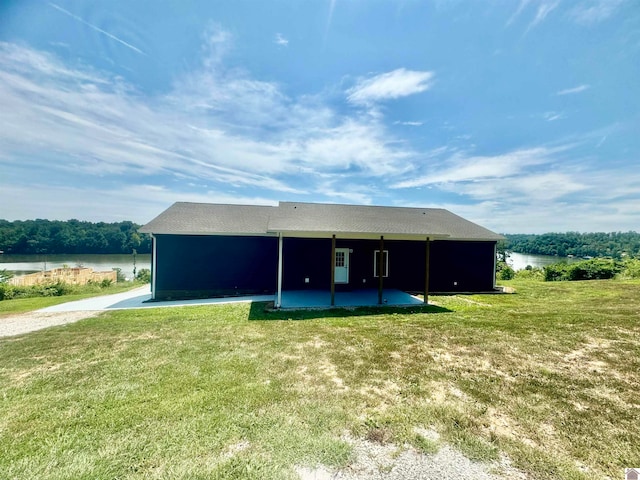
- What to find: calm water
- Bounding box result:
[507,252,580,271]
[0,254,151,281]
[0,251,575,279]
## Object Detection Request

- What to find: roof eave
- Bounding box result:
[140,230,276,237]
[271,230,451,241]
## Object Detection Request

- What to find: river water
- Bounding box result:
[507,252,580,271]
[0,254,151,281]
[0,251,573,280]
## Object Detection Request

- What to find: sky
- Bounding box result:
[0,0,638,233]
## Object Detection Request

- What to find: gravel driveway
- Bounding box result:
[0,310,101,338]
[296,435,527,480]
[0,286,152,338]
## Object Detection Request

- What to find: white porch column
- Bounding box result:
[151,234,157,300]
[493,242,498,289]
[276,233,283,308]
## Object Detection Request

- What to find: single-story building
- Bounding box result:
[139,201,504,307]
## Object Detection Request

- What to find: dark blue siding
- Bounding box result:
[153,234,496,299]
[281,238,497,293]
[154,234,277,299]
[281,238,332,290]
[428,241,496,292]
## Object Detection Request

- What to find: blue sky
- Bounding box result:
[0,0,638,233]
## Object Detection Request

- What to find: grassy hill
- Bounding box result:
[1,279,638,479]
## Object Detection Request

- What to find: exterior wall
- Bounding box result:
[282,238,498,293]
[152,234,497,299]
[428,241,497,292]
[154,234,277,300]
[281,238,332,290]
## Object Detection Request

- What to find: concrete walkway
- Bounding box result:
[38,286,274,313]
[38,287,424,313]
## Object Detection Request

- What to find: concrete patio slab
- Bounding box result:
[280,289,424,309]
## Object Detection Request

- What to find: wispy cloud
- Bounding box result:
[0,31,418,214]
[556,84,590,95]
[324,0,338,46]
[544,111,565,121]
[525,1,559,32]
[0,183,277,222]
[274,33,289,46]
[392,147,562,189]
[394,120,423,126]
[569,0,625,25]
[48,3,146,56]
[506,0,531,27]
[347,68,434,106]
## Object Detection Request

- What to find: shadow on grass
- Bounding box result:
[248,302,452,321]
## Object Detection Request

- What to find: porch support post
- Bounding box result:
[378,236,384,305]
[151,234,157,300]
[331,235,336,307]
[330,235,336,306]
[276,233,283,308]
[424,237,430,304]
[493,242,498,289]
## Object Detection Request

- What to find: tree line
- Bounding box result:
[502,232,640,259]
[0,219,151,255]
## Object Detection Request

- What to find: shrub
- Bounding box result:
[496,261,515,280]
[112,268,126,282]
[514,266,544,280]
[544,263,569,281]
[544,259,621,282]
[0,283,15,300]
[619,258,640,279]
[135,268,151,283]
[0,269,14,283]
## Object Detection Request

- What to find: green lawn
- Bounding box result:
[0,280,639,479]
[0,282,148,316]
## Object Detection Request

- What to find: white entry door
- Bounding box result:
[334,248,350,284]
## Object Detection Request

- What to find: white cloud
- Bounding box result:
[391,140,640,233]
[569,0,625,25]
[347,68,434,106]
[556,84,590,95]
[394,120,423,126]
[274,33,289,46]
[544,111,565,121]
[0,33,420,215]
[393,147,560,188]
[0,183,277,222]
[526,1,559,32]
[506,0,531,27]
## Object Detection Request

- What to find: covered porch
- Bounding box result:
[279,288,424,309]
[274,232,444,309]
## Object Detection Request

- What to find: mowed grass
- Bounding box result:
[0,280,639,479]
[0,282,148,316]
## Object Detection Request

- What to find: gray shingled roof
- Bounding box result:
[139,201,504,241]
[138,202,274,235]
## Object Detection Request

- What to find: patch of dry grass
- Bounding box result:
[0,279,638,479]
